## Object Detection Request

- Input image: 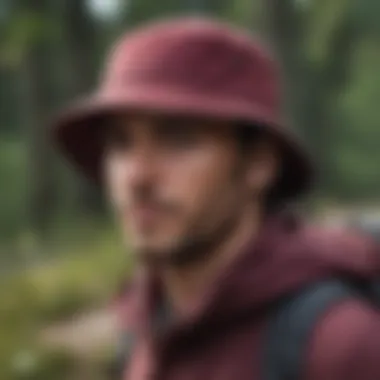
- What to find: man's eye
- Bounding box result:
[105,127,131,152]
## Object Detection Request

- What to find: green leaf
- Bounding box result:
[1,10,59,66]
[306,0,351,65]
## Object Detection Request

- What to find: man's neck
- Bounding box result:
[160,206,262,317]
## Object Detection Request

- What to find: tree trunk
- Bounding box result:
[18,0,57,243]
[265,0,307,127]
[61,0,103,215]
[263,0,357,195]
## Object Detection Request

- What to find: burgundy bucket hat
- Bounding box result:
[52,17,313,201]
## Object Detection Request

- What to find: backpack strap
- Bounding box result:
[264,279,363,380]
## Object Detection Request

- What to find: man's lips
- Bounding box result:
[127,205,165,227]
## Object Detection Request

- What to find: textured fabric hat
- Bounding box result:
[52,17,313,201]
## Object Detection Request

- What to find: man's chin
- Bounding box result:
[134,246,176,267]
[131,236,179,265]
[132,239,199,268]
[132,235,216,268]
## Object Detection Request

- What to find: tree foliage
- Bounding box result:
[264,0,380,200]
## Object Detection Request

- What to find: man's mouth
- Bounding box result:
[128,205,165,229]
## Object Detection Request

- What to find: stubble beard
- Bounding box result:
[133,196,245,269]
[131,157,251,268]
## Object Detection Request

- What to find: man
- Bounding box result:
[52,17,380,380]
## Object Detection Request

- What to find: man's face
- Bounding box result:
[103,113,277,265]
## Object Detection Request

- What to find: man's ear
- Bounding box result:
[246,139,279,194]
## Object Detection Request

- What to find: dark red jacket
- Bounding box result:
[121,214,380,380]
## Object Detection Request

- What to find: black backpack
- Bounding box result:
[108,278,380,380]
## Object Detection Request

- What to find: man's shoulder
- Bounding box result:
[297,222,369,249]
[306,297,380,380]
[284,220,377,266]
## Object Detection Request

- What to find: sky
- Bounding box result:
[87,0,122,20]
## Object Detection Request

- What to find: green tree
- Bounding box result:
[264,0,362,197]
[59,0,104,215]
[13,0,58,242]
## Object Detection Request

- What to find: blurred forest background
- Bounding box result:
[1,0,380,379]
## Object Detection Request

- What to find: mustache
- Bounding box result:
[116,188,178,214]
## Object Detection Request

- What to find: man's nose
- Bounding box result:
[126,145,158,189]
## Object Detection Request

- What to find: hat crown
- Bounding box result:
[102,18,280,115]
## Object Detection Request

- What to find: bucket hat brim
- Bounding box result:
[52,86,314,201]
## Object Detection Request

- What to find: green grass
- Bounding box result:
[0,230,133,379]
